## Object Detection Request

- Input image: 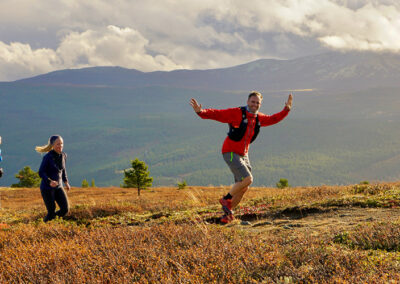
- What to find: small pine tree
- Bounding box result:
[11,166,41,188]
[81,179,89,188]
[91,179,96,187]
[276,178,290,189]
[122,158,153,196]
[177,180,187,190]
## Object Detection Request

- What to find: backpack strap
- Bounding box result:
[251,114,260,143]
[240,106,246,119]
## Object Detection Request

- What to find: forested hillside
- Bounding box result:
[1,52,400,186]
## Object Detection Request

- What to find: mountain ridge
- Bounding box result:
[12,51,400,92]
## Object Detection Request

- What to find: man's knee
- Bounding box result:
[242,175,253,186]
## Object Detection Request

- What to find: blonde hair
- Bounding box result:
[35,143,53,153]
[35,135,62,153]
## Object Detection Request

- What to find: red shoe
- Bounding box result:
[219,198,232,216]
[220,214,235,224]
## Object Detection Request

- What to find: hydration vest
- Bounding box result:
[227,106,260,143]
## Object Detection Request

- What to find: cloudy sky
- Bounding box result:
[0,0,399,81]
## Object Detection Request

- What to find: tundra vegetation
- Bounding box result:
[1,182,400,282]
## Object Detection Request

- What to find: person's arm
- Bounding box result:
[38,155,50,182]
[259,94,293,127]
[38,155,54,187]
[190,98,240,124]
[62,153,70,191]
[38,154,59,188]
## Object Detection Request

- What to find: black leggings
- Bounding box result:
[40,186,69,222]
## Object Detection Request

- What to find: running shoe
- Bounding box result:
[220,214,235,224]
[219,198,232,216]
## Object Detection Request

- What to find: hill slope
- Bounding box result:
[1,183,400,282]
[1,51,400,186]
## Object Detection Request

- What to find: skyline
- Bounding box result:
[1,0,400,81]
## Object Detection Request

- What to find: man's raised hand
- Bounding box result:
[285,93,293,110]
[190,98,202,113]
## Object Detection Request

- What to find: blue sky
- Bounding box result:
[0,0,399,81]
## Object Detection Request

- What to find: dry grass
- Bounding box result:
[1,183,400,282]
[1,222,400,283]
[0,184,346,215]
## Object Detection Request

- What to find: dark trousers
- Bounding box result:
[40,186,69,222]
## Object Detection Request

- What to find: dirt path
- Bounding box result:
[227,207,400,236]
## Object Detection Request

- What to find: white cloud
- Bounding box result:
[57,25,185,71]
[1,0,400,80]
[0,42,59,81]
[0,26,187,81]
[207,0,400,52]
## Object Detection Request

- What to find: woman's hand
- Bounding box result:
[49,180,59,187]
[65,182,71,191]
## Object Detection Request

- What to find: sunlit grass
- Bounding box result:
[1,183,400,282]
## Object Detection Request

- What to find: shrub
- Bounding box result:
[177,180,187,190]
[81,179,89,188]
[11,166,41,188]
[276,178,290,189]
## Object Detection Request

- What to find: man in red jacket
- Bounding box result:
[190,91,292,223]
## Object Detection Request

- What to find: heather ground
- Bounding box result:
[1,183,400,283]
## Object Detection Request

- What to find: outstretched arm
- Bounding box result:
[190,98,202,113]
[285,93,293,110]
[190,98,240,124]
[259,93,292,126]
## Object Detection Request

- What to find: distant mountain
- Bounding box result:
[2,51,400,187]
[15,52,400,92]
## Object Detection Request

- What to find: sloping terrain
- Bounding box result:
[1,183,400,282]
[1,52,400,187]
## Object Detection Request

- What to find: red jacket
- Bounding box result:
[198,106,290,156]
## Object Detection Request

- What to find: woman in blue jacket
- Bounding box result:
[36,135,71,222]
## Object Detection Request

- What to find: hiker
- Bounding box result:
[36,135,71,222]
[190,91,292,223]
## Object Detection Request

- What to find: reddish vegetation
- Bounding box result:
[1,183,400,282]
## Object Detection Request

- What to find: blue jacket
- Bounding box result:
[38,150,69,190]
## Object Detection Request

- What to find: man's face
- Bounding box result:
[247,95,262,113]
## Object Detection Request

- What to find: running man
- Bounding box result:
[190,91,292,223]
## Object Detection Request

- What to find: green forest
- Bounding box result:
[1,83,400,187]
